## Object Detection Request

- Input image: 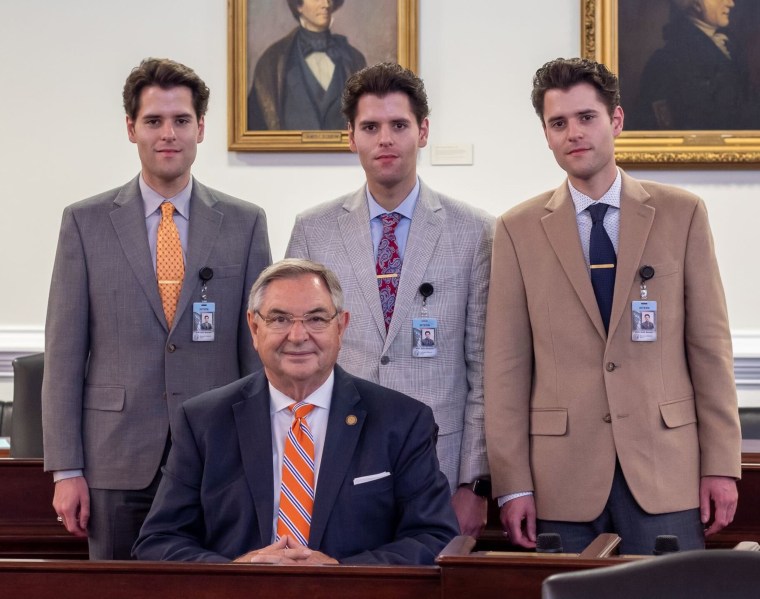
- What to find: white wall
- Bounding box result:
[1,1,759,353]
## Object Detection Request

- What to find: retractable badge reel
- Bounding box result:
[412,283,437,357]
[193,267,215,341]
[632,265,656,342]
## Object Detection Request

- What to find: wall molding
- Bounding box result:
[0,327,44,377]
[2,325,760,391]
[732,331,760,402]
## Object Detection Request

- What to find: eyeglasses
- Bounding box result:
[255,311,339,333]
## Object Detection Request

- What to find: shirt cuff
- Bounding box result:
[497,491,534,508]
[53,469,84,482]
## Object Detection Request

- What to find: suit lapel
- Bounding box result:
[234,374,275,545]
[607,172,655,339]
[541,183,607,340]
[337,188,387,337]
[309,367,366,550]
[173,179,223,332]
[385,182,443,349]
[110,177,167,330]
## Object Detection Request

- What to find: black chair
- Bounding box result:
[0,399,12,437]
[10,352,44,458]
[542,549,760,599]
[739,407,760,439]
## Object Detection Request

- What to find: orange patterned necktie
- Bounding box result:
[276,402,316,546]
[156,201,184,328]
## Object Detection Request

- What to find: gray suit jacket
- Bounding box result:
[42,176,271,490]
[286,181,493,487]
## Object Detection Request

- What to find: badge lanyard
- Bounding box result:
[412,282,437,357]
[192,267,215,342]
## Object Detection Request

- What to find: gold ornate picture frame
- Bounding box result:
[229,0,418,152]
[581,0,760,166]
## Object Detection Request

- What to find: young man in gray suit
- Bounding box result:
[286,63,494,536]
[42,58,272,559]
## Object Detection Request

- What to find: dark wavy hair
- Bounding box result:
[531,57,620,122]
[123,58,210,120]
[341,62,429,127]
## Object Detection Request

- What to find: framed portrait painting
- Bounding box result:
[582,0,760,165]
[229,0,418,152]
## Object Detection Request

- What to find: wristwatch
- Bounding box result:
[464,478,491,498]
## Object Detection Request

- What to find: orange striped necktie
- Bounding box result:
[156,201,184,329]
[276,402,316,546]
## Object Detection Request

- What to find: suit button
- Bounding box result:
[605,362,616,372]
[603,413,612,423]
[380,356,390,365]
[167,343,177,353]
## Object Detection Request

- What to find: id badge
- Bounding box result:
[412,318,437,357]
[193,302,215,342]
[632,300,656,342]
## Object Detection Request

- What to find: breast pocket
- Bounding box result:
[646,261,679,280]
[210,264,242,279]
[351,473,394,496]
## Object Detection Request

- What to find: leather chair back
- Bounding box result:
[740,407,760,439]
[542,550,760,599]
[11,353,44,458]
[0,400,12,438]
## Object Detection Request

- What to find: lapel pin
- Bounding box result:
[345,415,358,426]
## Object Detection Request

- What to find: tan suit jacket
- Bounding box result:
[484,171,741,521]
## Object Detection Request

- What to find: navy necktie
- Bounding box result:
[587,203,616,333]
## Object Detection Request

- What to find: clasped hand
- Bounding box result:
[234,535,338,565]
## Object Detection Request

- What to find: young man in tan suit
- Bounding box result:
[484,57,741,554]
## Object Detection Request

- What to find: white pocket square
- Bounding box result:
[353,471,391,485]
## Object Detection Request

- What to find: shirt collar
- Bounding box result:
[366,177,420,222]
[568,168,622,215]
[269,370,335,415]
[689,16,718,38]
[140,174,193,220]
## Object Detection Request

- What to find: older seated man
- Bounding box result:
[133,258,458,564]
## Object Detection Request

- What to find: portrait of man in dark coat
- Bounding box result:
[628,0,760,130]
[247,0,366,131]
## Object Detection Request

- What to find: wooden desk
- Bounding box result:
[437,536,638,599]
[1,446,758,561]
[0,560,439,599]
[0,459,88,559]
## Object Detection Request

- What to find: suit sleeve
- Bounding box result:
[284,214,310,259]
[458,216,493,484]
[683,199,741,478]
[238,206,272,376]
[339,407,459,565]
[41,207,91,472]
[133,404,230,563]
[483,215,536,497]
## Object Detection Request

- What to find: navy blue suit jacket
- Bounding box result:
[133,366,458,564]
